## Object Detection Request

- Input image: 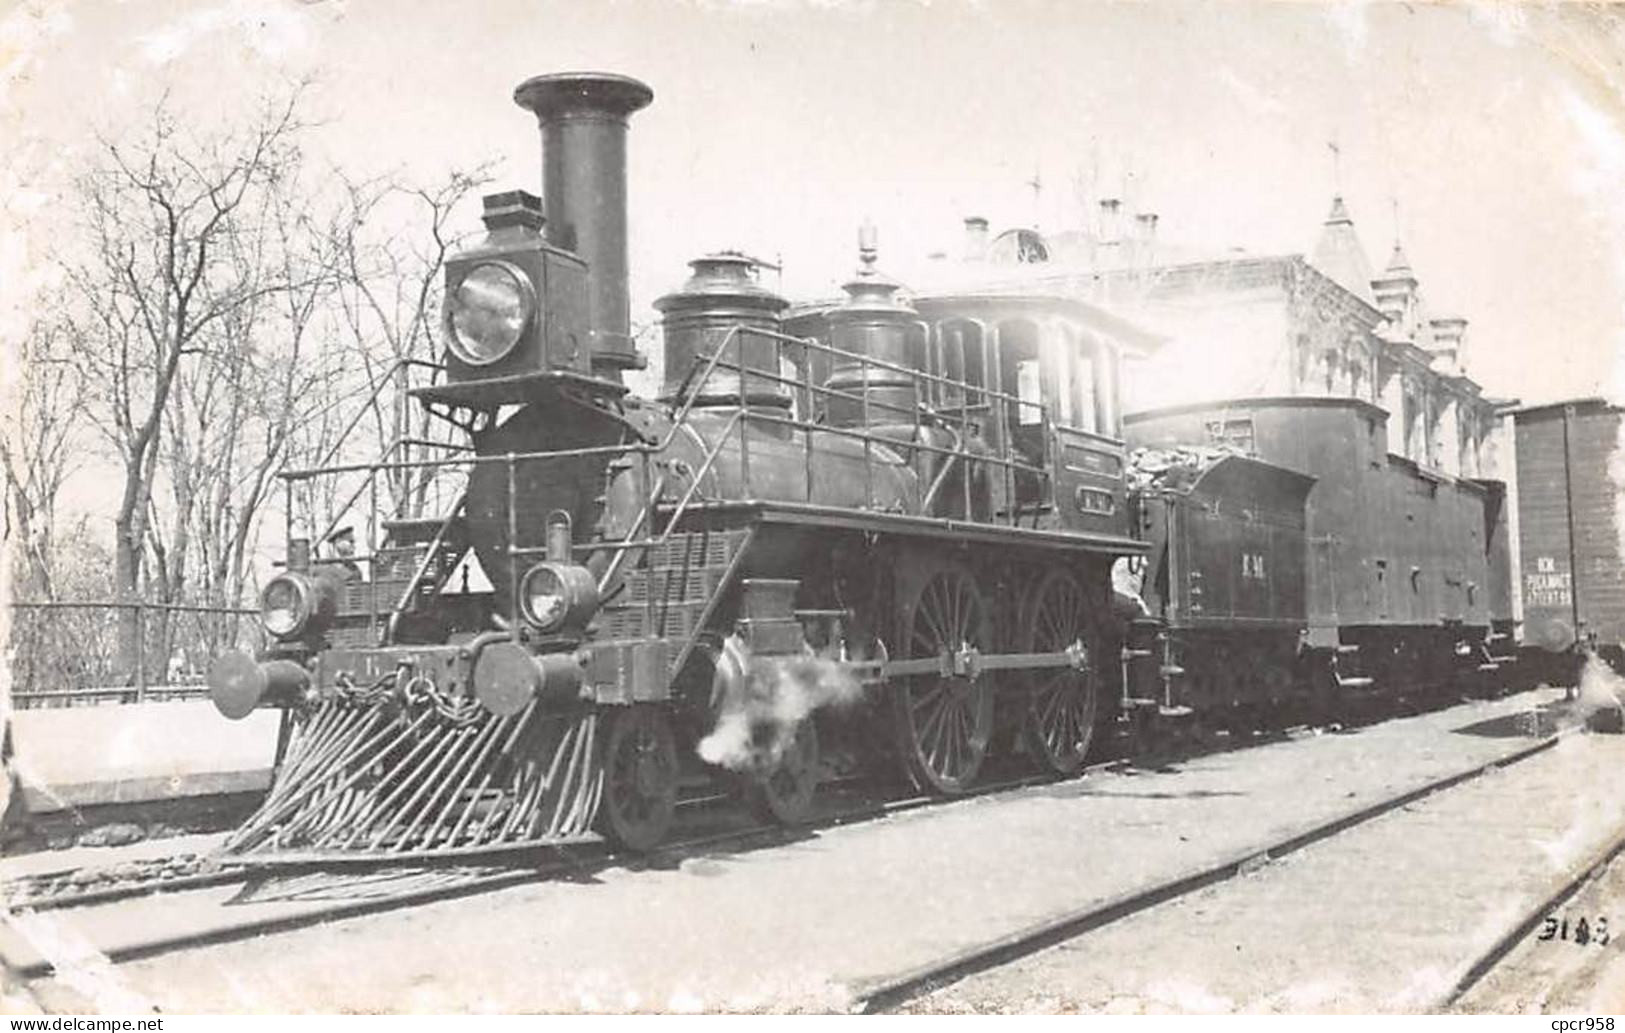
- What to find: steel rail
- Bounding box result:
[850,730,1570,1013]
[0,716,1551,984]
[1443,797,1625,1006]
[0,757,1128,980]
[4,865,250,914]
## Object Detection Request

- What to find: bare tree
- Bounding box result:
[327,167,490,528]
[156,174,355,664]
[0,306,86,602]
[24,84,488,689]
[60,90,310,680]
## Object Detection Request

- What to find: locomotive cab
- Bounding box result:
[907,295,1136,535]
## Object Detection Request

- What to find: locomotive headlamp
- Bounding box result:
[259,570,340,642]
[518,562,599,634]
[261,573,312,640]
[445,261,535,367]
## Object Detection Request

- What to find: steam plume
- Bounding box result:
[1576,651,1625,732]
[697,637,862,773]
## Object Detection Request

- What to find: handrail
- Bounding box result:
[7,600,257,614]
[592,408,743,596]
[594,472,666,596]
[280,320,1087,647]
[311,357,446,474]
[312,433,461,551]
[384,489,469,645]
[695,323,1045,417]
[656,409,743,540]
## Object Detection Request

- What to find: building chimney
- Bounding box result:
[513,72,654,379]
[1097,198,1123,268]
[1134,212,1159,266]
[963,216,989,261]
[1428,316,1468,374]
[1098,198,1123,244]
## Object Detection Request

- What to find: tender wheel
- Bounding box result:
[596,705,678,852]
[742,718,820,826]
[891,561,994,794]
[1020,568,1102,776]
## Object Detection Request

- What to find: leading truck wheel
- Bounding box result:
[1020,569,1101,776]
[596,705,678,852]
[741,718,820,826]
[891,562,995,795]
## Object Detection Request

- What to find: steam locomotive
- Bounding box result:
[206,71,1516,863]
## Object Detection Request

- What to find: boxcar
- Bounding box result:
[1513,398,1625,675]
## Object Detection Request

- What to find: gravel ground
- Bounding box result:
[909,730,1625,1014]
[7,687,1600,1014]
[1454,822,1625,1014]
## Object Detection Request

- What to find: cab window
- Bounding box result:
[936,319,986,409]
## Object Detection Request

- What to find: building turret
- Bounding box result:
[1310,196,1377,306]
[1371,241,1420,340]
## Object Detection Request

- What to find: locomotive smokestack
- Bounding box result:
[513,72,654,379]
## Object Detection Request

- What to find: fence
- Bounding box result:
[6,600,262,709]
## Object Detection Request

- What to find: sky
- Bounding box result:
[3,0,1625,433]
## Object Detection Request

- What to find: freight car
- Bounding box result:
[1512,398,1625,682]
[206,71,1158,862]
[1123,397,1515,714]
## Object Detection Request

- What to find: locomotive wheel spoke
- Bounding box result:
[741,718,821,827]
[1021,568,1102,777]
[891,562,993,795]
[595,705,678,852]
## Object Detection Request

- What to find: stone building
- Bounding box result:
[911,196,1513,480]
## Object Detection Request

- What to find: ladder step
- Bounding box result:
[1160,665,1186,678]
[1159,705,1195,719]
[1477,663,1501,672]
[1336,676,1376,689]
[1123,697,1159,708]
[1121,648,1155,660]
[1334,644,1361,655]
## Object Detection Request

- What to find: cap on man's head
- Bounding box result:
[327,527,356,544]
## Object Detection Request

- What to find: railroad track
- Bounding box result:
[1445,807,1625,1008]
[0,693,1540,988]
[850,730,1573,1013]
[8,701,1294,917]
[1,754,1126,982]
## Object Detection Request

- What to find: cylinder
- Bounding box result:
[513,72,654,378]
[656,253,791,408]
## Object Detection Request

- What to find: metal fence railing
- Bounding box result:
[6,600,262,709]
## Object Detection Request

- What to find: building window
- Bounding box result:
[1204,417,1255,452]
[1403,391,1422,460]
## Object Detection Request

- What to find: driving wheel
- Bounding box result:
[890,561,994,794]
[1020,568,1102,776]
